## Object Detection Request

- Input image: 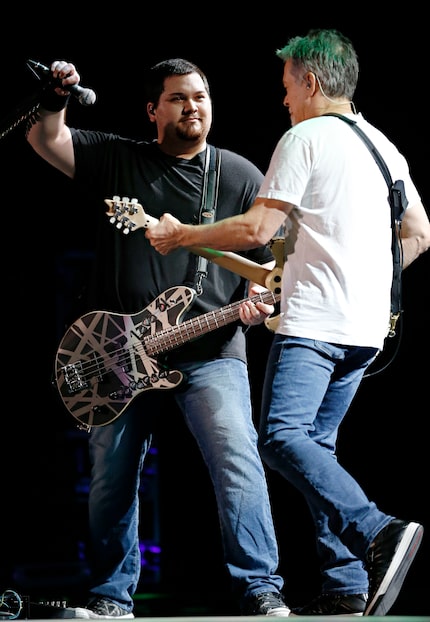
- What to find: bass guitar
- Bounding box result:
[55,285,280,429]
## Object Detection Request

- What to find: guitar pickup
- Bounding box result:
[62,361,89,394]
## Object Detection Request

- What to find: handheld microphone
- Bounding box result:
[26,59,97,106]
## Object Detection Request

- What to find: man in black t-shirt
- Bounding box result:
[26,58,290,618]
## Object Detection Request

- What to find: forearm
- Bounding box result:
[146,199,289,256]
[178,216,265,251]
[147,200,286,256]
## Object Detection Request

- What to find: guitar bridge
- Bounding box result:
[62,361,89,394]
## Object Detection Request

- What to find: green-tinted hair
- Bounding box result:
[276,29,359,100]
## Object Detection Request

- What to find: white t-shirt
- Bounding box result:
[258,113,421,349]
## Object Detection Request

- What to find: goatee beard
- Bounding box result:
[176,127,203,142]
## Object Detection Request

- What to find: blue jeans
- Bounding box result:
[259,335,393,595]
[87,357,284,611]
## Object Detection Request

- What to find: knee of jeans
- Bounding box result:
[259,426,304,472]
[258,434,278,470]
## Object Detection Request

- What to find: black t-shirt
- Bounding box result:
[71,130,273,363]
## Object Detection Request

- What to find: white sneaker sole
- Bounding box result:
[364,521,423,616]
[55,607,134,619]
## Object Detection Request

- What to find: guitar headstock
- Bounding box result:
[104,196,158,234]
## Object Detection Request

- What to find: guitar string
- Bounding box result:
[60,290,280,384]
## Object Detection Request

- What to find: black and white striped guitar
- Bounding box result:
[55,285,280,429]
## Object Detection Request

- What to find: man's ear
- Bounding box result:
[306,72,317,92]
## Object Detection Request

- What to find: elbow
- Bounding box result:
[423,224,430,253]
[421,236,430,256]
[403,229,430,269]
[417,223,430,256]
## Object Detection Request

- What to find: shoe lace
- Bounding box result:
[256,592,286,611]
[88,599,119,615]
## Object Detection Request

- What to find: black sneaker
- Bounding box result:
[55,598,134,619]
[365,519,424,616]
[243,591,290,616]
[291,593,367,616]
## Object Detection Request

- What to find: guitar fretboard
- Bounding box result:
[144,290,280,355]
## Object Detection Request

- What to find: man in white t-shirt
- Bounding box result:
[146,29,430,617]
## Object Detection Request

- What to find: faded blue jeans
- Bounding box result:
[87,357,284,612]
[259,335,393,595]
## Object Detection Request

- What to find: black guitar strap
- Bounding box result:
[324,113,408,337]
[194,145,221,295]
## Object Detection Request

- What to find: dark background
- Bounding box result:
[1,10,428,617]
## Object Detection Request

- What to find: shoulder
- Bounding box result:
[290,115,350,140]
[71,128,151,150]
[216,146,264,181]
[354,115,398,149]
[71,128,116,144]
[278,115,376,155]
[272,118,335,156]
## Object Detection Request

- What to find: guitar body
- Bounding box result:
[55,286,195,428]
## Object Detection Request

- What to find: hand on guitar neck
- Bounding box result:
[104,196,283,294]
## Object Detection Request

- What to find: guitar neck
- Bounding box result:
[145,289,281,356]
[105,197,280,291]
[187,246,276,289]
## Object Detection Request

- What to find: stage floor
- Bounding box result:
[10,602,430,621]
[2,588,428,620]
[8,616,430,621]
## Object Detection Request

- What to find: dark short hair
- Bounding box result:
[144,58,210,105]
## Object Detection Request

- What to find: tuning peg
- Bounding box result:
[129,198,139,214]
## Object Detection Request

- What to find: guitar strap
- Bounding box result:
[324,113,408,337]
[194,144,221,295]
